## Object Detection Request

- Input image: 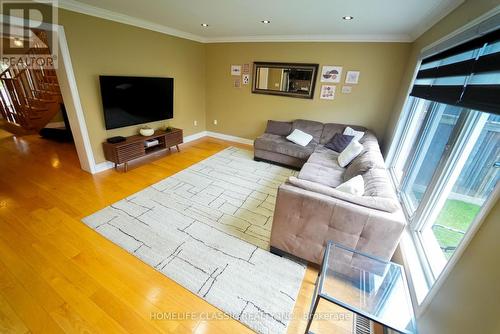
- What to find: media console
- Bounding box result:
[103,128,183,172]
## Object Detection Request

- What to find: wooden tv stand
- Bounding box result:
[103,128,183,172]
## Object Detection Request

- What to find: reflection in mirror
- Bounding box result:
[252,62,318,99]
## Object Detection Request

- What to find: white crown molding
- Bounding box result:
[54,0,413,43]
[56,0,207,43]
[205,34,413,43]
[410,0,466,40]
[420,6,500,54]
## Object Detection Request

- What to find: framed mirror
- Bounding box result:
[252,62,319,99]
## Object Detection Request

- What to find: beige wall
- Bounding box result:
[205,42,411,144]
[58,12,410,163]
[56,3,499,333]
[58,10,206,163]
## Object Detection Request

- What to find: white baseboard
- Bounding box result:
[92,131,253,174]
[205,131,254,145]
[184,131,254,145]
[92,161,115,173]
[183,131,207,143]
[45,121,66,128]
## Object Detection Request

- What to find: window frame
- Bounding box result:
[388,79,499,314]
[388,94,500,307]
[386,9,500,315]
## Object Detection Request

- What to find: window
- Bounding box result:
[388,27,500,289]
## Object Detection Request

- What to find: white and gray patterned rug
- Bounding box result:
[83,147,304,334]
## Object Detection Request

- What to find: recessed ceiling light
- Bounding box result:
[13,38,23,47]
[261,20,271,24]
[343,16,354,20]
[201,23,209,27]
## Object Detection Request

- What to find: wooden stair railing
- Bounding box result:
[0,39,63,135]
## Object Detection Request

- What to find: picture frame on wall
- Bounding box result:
[231,65,242,76]
[320,66,342,83]
[345,71,360,84]
[320,85,336,100]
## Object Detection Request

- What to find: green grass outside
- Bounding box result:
[432,199,481,259]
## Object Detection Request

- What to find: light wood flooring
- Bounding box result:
[0,132,355,333]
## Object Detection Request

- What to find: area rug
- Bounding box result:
[83,147,304,334]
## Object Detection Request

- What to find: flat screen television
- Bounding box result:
[99,75,173,130]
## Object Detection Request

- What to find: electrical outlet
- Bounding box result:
[213,120,218,125]
[194,120,198,126]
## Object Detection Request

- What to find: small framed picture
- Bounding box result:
[233,78,241,88]
[320,85,336,100]
[345,71,360,84]
[242,74,250,85]
[341,86,352,94]
[242,63,250,74]
[231,65,242,76]
[321,66,342,83]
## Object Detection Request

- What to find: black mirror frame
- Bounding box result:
[252,62,319,99]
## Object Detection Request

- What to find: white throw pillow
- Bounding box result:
[286,129,313,147]
[343,126,365,142]
[338,140,363,167]
[336,175,365,196]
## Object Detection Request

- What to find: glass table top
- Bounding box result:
[318,242,417,334]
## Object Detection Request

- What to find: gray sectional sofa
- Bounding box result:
[254,119,406,265]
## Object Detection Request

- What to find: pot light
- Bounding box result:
[13,38,23,47]
[343,16,354,20]
[201,23,209,27]
[261,20,271,24]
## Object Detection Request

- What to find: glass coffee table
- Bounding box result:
[306,242,417,334]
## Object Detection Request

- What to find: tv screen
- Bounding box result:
[99,75,173,130]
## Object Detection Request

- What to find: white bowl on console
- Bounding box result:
[139,128,155,136]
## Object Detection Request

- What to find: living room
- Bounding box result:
[0,0,498,333]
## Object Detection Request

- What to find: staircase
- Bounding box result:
[0,29,63,135]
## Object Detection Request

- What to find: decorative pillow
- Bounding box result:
[324,133,354,153]
[265,120,292,136]
[343,126,365,142]
[338,140,363,167]
[336,175,365,196]
[343,140,386,181]
[286,129,313,147]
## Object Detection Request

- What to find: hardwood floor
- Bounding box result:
[0,133,329,334]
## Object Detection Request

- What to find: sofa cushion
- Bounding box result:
[320,123,366,144]
[307,145,344,170]
[325,133,354,152]
[292,119,324,144]
[298,162,344,188]
[265,120,292,136]
[287,176,400,213]
[363,168,397,200]
[344,133,386,181]
[254,133,315,160]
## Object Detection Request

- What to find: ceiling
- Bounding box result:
[58,0,465,43]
